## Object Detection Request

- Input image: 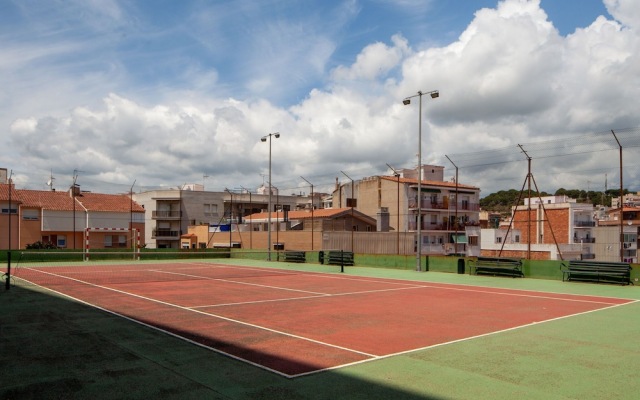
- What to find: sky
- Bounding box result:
[2,0,640,198]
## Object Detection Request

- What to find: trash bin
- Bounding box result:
[457,258,465,274]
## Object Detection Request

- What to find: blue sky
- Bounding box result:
[1,0,639,196]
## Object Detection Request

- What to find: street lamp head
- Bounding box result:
[274,132,280,138]
[430,91,439,99]
[260,137,267,142]
[402,99,411,105]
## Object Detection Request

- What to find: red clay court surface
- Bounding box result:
[15,262,636,378]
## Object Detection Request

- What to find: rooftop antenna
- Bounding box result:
[203,174,209,191]
[47,169,55,191]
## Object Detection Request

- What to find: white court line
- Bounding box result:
[21,267,377,360]
[18,264,638,378]
[289,299,640,378]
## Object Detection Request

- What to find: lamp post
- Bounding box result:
[386,164,401,255]
[225,188,233,249]
[341,171,355,251]
[240,186,252,250]
[300,176,314,250]
[261,132,280,261]
[403,89,439,271]
[130,180,136,251]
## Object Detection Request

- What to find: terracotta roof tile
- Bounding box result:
[15,189,144,212]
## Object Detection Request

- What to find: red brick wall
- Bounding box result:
[512,207,570,244]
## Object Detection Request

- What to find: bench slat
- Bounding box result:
[561,260,631,285]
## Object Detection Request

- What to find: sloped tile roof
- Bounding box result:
[18,189,75,210]
[17,189,144,212]
[74,192,145,212]
[0,184,21,203]
[245,207,375,223]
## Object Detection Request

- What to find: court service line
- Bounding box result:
[23,267,378,359]
[179,264,628,306]
[189,285,427,309]
[151,269,331,296]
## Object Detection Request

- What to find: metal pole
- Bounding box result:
[268,138,272,260]
[386,164,401,255]
[445,156,459,254]
[403,90,438,271]
[611,130,624,262]
[130,180,136,251]
[300,176,314,250]
[261,132,279,261]
[417,93,422,270]
[341,171,355,252]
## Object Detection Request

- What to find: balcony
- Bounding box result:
[152,210,182,220]
[408,200,480,211]
[574,221,596,227]
[152,229,180,239]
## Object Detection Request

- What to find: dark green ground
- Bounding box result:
[2,260,639,399]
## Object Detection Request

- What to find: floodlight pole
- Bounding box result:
[225,188,233,248]
[386,164,401,255]
[261,132,280,261]
[403,90,439,271]
[611,130,624,262]
[300,176,314,250]
[445,156,459,254]
[240,186,252,249]
[341,171,355,252]
[130,179,136,251]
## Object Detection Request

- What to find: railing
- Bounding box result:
[574,221,596,227]
[408,200,480,211]
[152,229,180,238]
[574,238,595,243]
[152,211,182,219]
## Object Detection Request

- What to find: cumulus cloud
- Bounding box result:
[4,0,640,196]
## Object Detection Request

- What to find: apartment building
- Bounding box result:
[333,165,481,256]
[0,182,145,250]
[133,184,319,249]
[507,195,594,260]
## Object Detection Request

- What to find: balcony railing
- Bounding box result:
[574,221,596,227]
[408,200,480,211]
[574,238,595,243]
[152,229,180,239]
[152,210,182,219]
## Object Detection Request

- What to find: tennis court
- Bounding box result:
[10,259,635,379]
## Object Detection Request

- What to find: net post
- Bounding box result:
[5,251,10,290]
[84,228,90,262]
[341,249,344,273]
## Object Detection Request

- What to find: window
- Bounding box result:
[57,235,66,248]
[430,214,437,224]
[118,235,127,247]
[515,235,520,243]
[104,235,113,248]
[204,203,218,215]
[496,237,503,243]
[468,236,478,246]
[1,207,17,214]
[22,209,39,220]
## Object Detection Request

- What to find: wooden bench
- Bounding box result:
[326,250,355,266]
[283,251,306,263]
[469,256,524,278]
[561,260,632,285]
